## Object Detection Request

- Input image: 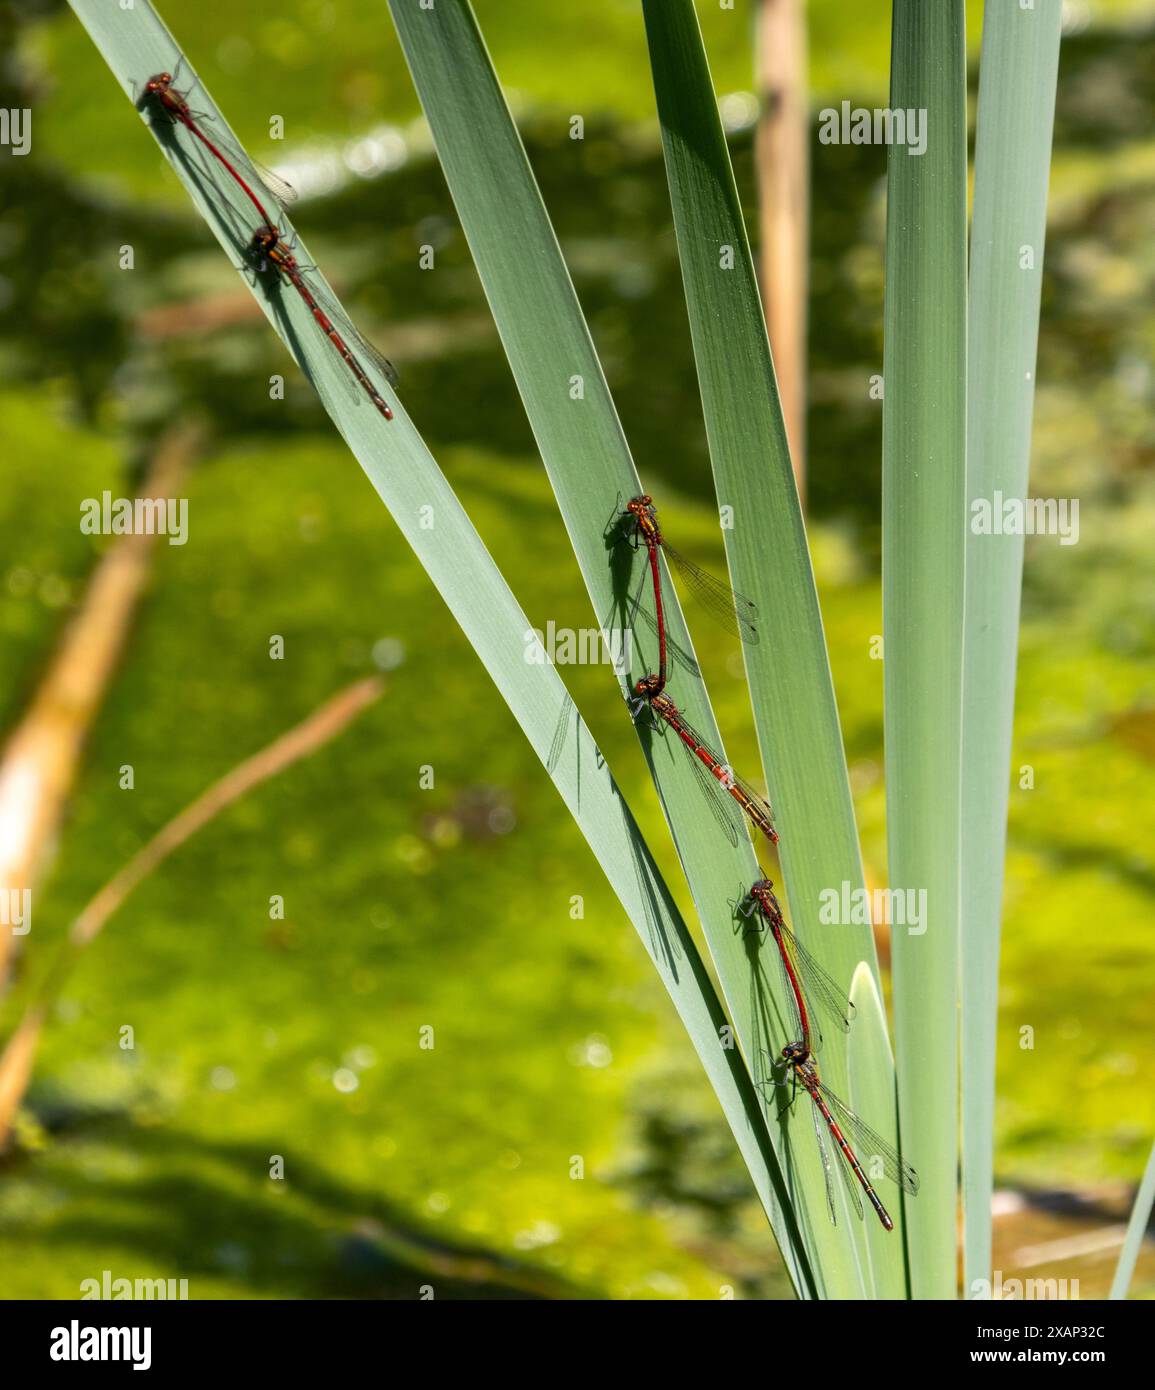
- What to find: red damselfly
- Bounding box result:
[249,225,396,422]
[742,879,854,1056]
[781,1041,919,1233]
[632,675,777,846]
[144,71,295,229]
[624,494,758,691]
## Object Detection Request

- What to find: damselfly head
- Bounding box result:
[782,1039,810,1066]
[251,224,280,252]
[625,495,660,533]
[633,673,664,701]
[752,880,784,924]
[146,72,173,94]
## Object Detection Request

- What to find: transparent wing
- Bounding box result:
[665,708,776,833]
[684,750,741,847]
[160,106,298,215]
[266,269,399,415]
[308,277,400,390]
[777,920,856,1037]
[627,827,681,967]
[830,1128,866,1223]
[625,568,700,679]
[663,541,759,644]
[763,922,817,1051]
[810,1095,839,1227]
[816,1082,920,1196]
[244,158,297,211]
[248,158,297,210]
[173,83,299,209]
[546,693,574,774]
[247,262,360,421]
[644,699,743,846]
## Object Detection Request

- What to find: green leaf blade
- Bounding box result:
[68,0,808,1292]
[388,0,824,1291]
[883,0,969,1299]
[640,0,893,1296]
[962,0,1063,1291]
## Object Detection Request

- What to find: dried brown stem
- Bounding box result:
[0,423,203,984]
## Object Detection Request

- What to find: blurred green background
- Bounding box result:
[0,0,1153,1299]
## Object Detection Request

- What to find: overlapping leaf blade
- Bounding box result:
[883,0,968,1299]
[639,0,897,1298]
[387,0,823,1291]
[68,0,813,1294]
[962,0,1063,1289]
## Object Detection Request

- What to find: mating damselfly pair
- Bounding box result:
[621,497,918,1233]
